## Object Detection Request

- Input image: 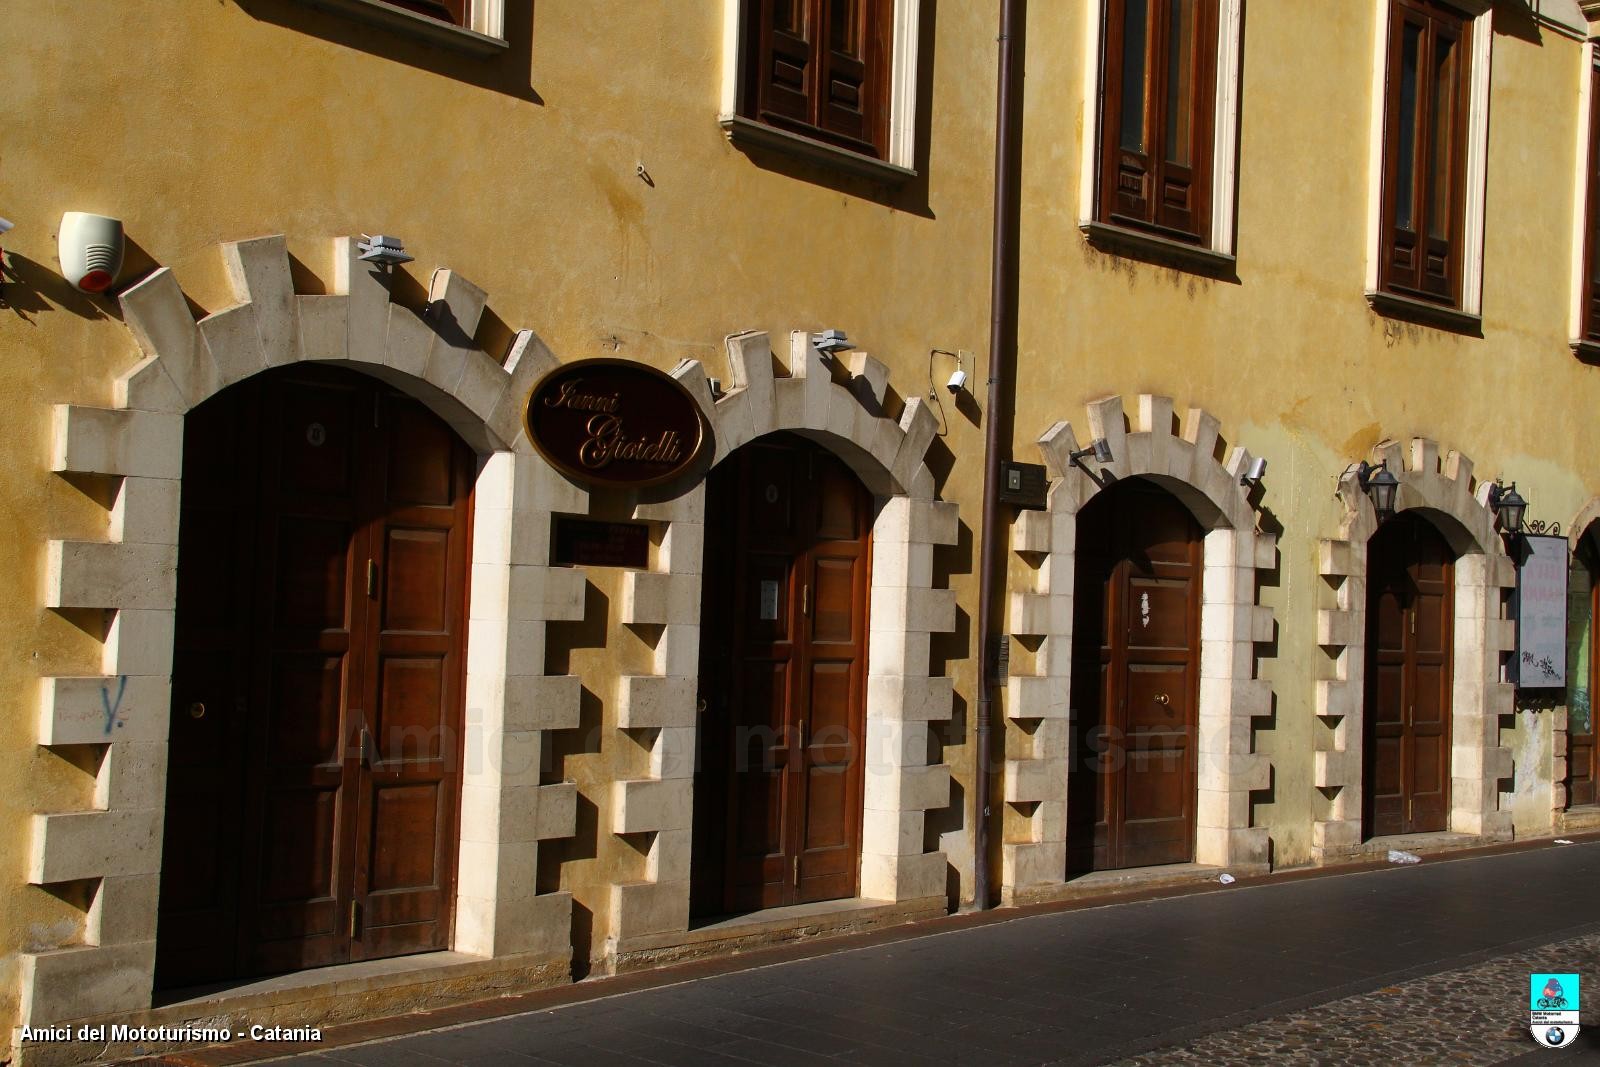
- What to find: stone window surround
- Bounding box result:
[1312,438,1517,863]
[23,234,962,1029]
[1000,394,1276,901]
[606,329,960,966]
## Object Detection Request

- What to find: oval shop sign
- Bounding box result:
[524,358,709,489]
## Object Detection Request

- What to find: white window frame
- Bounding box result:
[1570,42,1599,348]
[1362,0,1492,319]
[296,0,507,54]
[1077,0,1245,258]
[719,0,923,178]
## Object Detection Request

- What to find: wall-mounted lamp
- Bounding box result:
[0,217,13,301]
[1487,481,1527,535]
[813,329,853,357]
[1356,460,1399,522]
[357,234,413,268]
[1240,456,1268,488]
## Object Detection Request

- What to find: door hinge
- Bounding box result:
[802,583,810,617]
[349,899,362,938]
[792,856,800,887]
[366,559,378,598]
[360,725,373,767]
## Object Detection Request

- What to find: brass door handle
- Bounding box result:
[188,701,206,719]
[1153,693,1170,706]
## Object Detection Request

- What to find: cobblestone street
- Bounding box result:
[206,840,1600,1066]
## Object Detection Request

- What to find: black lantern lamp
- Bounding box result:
[1357,460,1400,522]
[1488,481,1527,535]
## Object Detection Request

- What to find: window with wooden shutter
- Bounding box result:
[1379,0,1471,306]
[741,0,893,159]
[1097,0,1220,246]
[1582,64,1600,343]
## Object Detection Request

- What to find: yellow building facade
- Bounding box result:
[4,0,1600,1062]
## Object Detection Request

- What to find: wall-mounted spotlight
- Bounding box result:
[60,212,124,294]
[1356,459,1399,522]
[1240,456,1268,488]
[357,234,414,268]
[813,329,853,357]
[1487,481,1527,535]
[0,217,13,301]
[1068,437,1114,487]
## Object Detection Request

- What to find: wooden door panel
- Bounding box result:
[1363,513,1454,837]
[1068,482,1200,874]
[159,366,470,986]
[1125,576,1191,650]
[695,436,869,916]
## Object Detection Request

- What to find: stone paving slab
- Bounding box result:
[1113,931,1600,1065]
[256,842,1600,1066]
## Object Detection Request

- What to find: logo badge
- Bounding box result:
[1530,973,1580,1048]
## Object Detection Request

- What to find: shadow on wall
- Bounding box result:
[233,0,544,104]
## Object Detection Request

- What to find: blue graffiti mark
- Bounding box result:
[100,675,128,735]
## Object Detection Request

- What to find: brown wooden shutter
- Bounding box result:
[386,0,466,26]
[1100,0,1157,226]
[748,0,815,130]
[816,0,892,154]
[1381,0,1470,305]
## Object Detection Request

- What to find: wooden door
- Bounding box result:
[157,365,472,988]
[1363,512,1454,838]
[1570,565,1598,808]
[692,435,871,916]
[1068,481,1202,874]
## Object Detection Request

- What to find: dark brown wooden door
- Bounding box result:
[1363,512,1454,838]
[157,364,473,988]
[1068,481,1202,874]
[692,435,871,916]
[1569,574,1598,807]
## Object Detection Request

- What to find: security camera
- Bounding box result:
[946,369,968,394]
[59,212,124,294]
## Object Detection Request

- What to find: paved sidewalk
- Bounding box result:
[270,842,1600,1066]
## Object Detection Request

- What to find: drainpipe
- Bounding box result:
[973,0,1025,912]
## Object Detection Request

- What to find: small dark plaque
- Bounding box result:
[998,461,1048,510]
[525,358,709,489]
[552,517,650,569]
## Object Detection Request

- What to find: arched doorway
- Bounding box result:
[155,364,475,987]
[1362,511,1455,838]
[1067,478,1204,874]
[690,434,873,916]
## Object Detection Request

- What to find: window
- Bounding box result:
[1097,0,1220,246]
[1378,0,1472,306]
[294,0,506,55]
[739,0,893,159]
[721,0,920,181]
[1577,60,1600,347]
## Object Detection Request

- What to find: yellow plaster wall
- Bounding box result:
[0,0,996,1034]
[1016,5,1597,868]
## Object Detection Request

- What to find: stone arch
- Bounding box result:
[604,330,960,965]
[29,235,583,1034]
[1558,500,1600,830]
[1312,438,1516,863]
[999,394,1277,901]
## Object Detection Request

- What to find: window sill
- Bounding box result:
[1079,220,1238,280]
[294,0,509,55]
[1572,339,1600,363]
[720,116,917,185]
[1366,290,1483,336]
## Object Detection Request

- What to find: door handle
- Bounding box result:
[1153,693,1170,706]
[187,701,206,720]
